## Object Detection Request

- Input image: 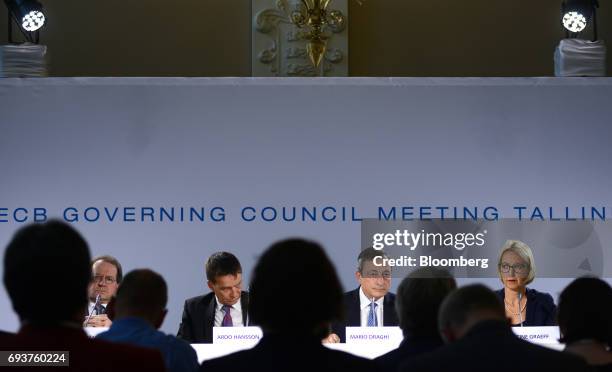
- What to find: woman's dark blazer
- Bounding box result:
[495,287,557,326]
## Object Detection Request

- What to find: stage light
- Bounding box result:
[4,0,46,43]
[561,0,598,39]
[555,0,605,76]
[562,11,587,33]
[21,9,45,32]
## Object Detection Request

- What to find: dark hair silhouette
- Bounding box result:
[115,269,168,315]
[249,238,343,337]
[558,276,612,346]
[396,268,457,338]
[3,220,91,324]
[439,284,505,331]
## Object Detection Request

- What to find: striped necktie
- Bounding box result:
[367,302,378,327]
[222,305,233,327]
[94,303,106,315]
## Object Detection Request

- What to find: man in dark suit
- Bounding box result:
[0,220,165,372]
[177,251,248,343]
[83,255,122,328]
[399,284,588,372]
[327,247,399,343]
[200,238,376,372]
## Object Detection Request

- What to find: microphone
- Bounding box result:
[518,292,523,327]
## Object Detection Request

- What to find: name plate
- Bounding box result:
[512,326,560,344]
[345,327,403,346]
[212,326,263,345]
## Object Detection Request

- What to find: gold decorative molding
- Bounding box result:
[252,0,348,77]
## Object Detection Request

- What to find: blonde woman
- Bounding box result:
[495,240,556,326]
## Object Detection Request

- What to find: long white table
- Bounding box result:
[191,343,396,362]
[190,341,563,363]
[85,326,565,362]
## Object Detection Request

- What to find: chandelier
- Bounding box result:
[289,0,347,68]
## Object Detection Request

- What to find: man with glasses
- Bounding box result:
[84,255,122,327]
[326,247,399,343]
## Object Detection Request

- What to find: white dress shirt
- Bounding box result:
[359,287,384,327]
[213,296,244,327]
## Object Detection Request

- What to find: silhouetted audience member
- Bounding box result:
[200,238,378,372]
[0,221,165,372]
[375,268,456,370]
[97,269,199,372]
[400,284,588,372]
[558,277,612,371]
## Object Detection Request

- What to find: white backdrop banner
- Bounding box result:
[1,77,611,334]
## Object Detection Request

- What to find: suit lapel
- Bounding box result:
[383,294,397,326]
[347,288,361,326]
[524,289,535,325]
[204,295,216,342]
[241,292,249,326]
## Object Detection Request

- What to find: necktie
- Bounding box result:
[95,303,106,315]
[222,305,233,327]
[367,302,378,327]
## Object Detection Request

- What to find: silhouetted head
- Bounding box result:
[558,276,612,346]
[438,284,506,343]
[114,269,168,329]
[3,221,91,325]
[249,238,343,338]
[396,268,456,339]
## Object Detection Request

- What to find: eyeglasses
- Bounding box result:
[92,275,116,285]
[499,263,529,275]
[363,270,392,279]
